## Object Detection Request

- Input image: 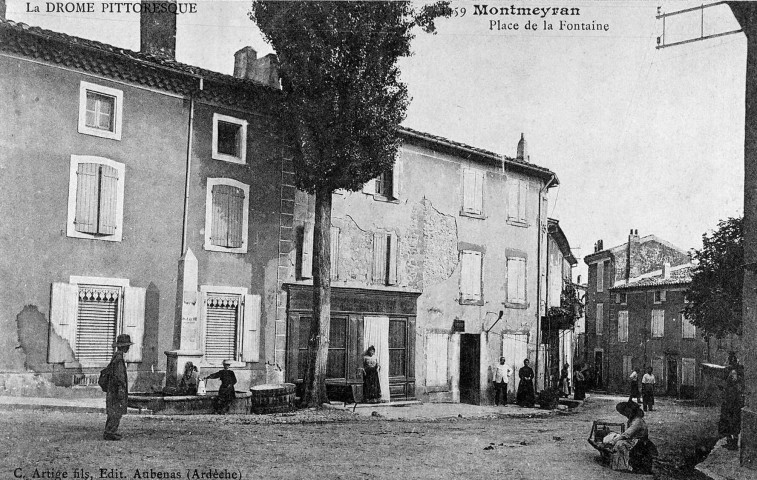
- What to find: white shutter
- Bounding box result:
[623,355,632,378]
[507,178,519,220]
[652,310,664,337]
[660,290,667,302]
[461,251,482,301]
[363,178,376,194]
[48,282,79,363]
[474,170,484,214]
[205,296,239,362]
[426,333,449,387]
[242,294,261,363]
[682,358,696,386]
[507,258,526,304]
[76,288,119,364]
[617,310,629,343]
[518,181,528,222]
[596,261,604,293]
[301,222,314,279]
[330,226,340,280]
[463,169,476,213]
[596,303,604,335]
[392,157,402,199]
[122,286,146,363]
[373,232,387,284]
[388,232,398,285]
[682,314,696,339]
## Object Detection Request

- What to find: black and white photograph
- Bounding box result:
[0,0,754,478]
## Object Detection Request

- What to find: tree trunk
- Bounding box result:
[301,186,332,407]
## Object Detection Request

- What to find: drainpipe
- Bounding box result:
[535,173,557,392]
[180,77,203,255]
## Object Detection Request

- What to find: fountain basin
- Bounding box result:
[128,391,252,415]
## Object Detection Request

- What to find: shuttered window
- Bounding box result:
[506,257,527,304]
[76,286,119,364]
[623,355,633,378]
[596,303,604,335]
[618,310,629,343]
[74,162,119,236]
[596,261,604,293]
[388,319,407,377]
[460,250,483,303]
[507,179,529,224]
[682,314,696,339]
[462,169,484,215]
[205,179,249,253]
[373,232,399,285]
[327,317,347,379]
[205,295,239,362]
[426,333,449,387]
[652,310,665,338]
[330,226,340,280]
[681,358,696,386]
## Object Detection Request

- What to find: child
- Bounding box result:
[641,366,656,411]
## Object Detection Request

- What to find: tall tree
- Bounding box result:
[251,1,450,406]
[685,217,743,339]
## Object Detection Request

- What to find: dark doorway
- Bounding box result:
[459,334,481,404]
[667,357,678,397]
[594,351,604,389]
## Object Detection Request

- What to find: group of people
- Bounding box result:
[491,357,537,407]
[627,366,657,411]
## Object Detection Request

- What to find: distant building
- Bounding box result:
[582,230,690,390]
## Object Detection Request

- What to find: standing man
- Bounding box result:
[104,334,133,441]
[493,356,512,406]
[641,366,656,411]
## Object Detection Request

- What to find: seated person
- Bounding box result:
[605,401,656,473]
[205,359,237,414]
[178,362,199,395]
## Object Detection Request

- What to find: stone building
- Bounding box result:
[582,230,690,389]
[284,131,560,404]
[0,12,286,392]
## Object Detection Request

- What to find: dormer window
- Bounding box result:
[78,82,123,140]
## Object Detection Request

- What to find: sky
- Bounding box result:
[6,0,746,280]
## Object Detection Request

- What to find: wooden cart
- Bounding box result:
[587,420,626,463]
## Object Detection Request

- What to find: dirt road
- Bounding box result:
[0,395,718,480]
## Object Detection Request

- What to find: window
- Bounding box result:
[300,224,341,280]
[681,314,696,339]
[78,81,122,140]
[212,113,248,164]
[622,355,633,378]
[372,231,399,285]
[654,290,666,303]
[363,158,401,200]
[462,168,484,217]
[681,358,696,386]
[48,276,144,367]
[596,261,605,293]
[507,178,530,225]
[460,250,483,304]
[204,178,249,253]
[297,315,347,379]
[616,292,627,304]
[506,257,527,305]
[651,309,664,337]
[201,286,260,366]
[67,156,125,242]
[595,303,604,335]
[426,333,449,388]
[389,319,408,377]
[618,310,629,343]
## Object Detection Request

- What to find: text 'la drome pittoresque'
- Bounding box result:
[472,5,581,18]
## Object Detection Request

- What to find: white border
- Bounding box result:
[211,113,248,165]
[204,178,250,254]
[77,81,123,140]
[66,155,126,242]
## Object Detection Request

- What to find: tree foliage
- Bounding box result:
[684,217,743,338]
[251,1,451,194]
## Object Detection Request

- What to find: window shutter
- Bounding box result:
[122,286,145,363]
[461,251,482,301]
[242,294,261,362]
[596,303,604,335]
[211,184,231,247]
[301,222,314,279]
[518,181,528,222]
[205,295,239,362]
[227,186,245,248]
[372,232,387,284]
[618,311,629,343]
[507,258,526,303]
[474,170,484,215]
[507,179,519,220]
[363,178,376,194]
[97,164,119,235]
[75,162,99,234]
[330,226,340,280]
[682,358,696,386]
[48,282,78,363]
[516,258,526,303]
[388,232,398,285]
[596,261,604,293]
[392,158,402,199]
[463,169,476,213]
[660,290,667,302]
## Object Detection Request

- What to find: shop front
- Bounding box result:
[285,284,420,401]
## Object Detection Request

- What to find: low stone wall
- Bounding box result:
[128,391,252,415]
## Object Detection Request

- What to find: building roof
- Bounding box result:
[0,19,280,110]
[610,262,694,290]
[399,127,558,184]
[548,218,577,265]
[583,233,687,264]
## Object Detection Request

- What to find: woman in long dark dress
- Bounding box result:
[516,358,535,407]
[573,363,586,400]
[719,368,744,449]
[363,346,381,403]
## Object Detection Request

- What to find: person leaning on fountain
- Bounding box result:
[205,359,237,414]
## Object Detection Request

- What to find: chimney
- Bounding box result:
[662,262,671,279]
[234,47,281,89]
[516,133,529,162]
[626,229,641,281]
[140,1,177,59]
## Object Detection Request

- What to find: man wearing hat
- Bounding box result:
[104,334,133,441]
[492,356,512,406]
[205,359,237,414]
